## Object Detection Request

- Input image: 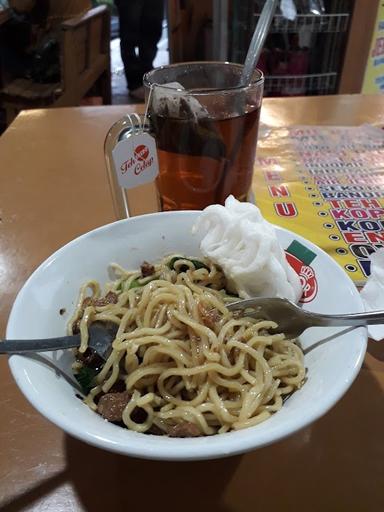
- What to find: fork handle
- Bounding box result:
[0,334,81,355]
[305,310,384,327]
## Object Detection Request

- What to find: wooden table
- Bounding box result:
[1,95,384,511]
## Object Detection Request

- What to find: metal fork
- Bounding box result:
[1,322,116,360]
[227,297,384,339]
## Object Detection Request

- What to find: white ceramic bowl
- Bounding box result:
[7,212,367,460]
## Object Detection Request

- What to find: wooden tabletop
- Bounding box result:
[1,94,384,511]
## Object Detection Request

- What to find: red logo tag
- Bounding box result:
[286,252,318,303]
[134,144,149,161]
[112,132,159,190]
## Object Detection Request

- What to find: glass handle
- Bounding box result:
[104,113,159,219]
[104,113,159,220]
[104,115,134,219]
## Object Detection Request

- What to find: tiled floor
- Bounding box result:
[111,19,169,105]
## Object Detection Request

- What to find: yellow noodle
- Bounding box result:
[70,255,305,436]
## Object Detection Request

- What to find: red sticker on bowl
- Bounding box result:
[285,240,318,303]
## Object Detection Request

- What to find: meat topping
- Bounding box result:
[76,347,104,370]
[82,297,93,308]
[108,379,127,393]
[72,318,81,335]
[147,424,164,436]
[168,421,201,438]
[93,291,118,307]
[97,391,131,422]
[131,407,147,424]
[141,261,155,277]
[198,302,220,329]
[80,292,118,310]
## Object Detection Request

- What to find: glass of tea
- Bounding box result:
[143,62,264,211]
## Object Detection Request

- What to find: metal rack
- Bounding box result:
[226,1,353,96]
[253,13,350,33]
[264,72,337,96]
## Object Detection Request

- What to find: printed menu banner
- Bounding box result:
[362,2,384,93]
[252,124,384,285]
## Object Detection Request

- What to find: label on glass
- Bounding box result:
[112,132,159,189]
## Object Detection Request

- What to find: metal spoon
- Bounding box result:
[1,322,116,360]
[227,297,384,340]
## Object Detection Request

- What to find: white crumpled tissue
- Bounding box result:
[360,248,384,341]
[192,195,302,303]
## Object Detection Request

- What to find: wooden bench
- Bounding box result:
[1,5,111,125]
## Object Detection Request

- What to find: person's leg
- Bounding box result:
[0,17,33,79]
[138,0,164,77]
[114,0,143,91]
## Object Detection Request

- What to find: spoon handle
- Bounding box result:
[306,310,384,327]
[0,335,80,355]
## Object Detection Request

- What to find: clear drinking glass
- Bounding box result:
[105,62,264,217]
[143,62,264,211]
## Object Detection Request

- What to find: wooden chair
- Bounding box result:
[0,5,111,125]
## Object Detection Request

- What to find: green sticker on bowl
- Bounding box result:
[286,240,317,266]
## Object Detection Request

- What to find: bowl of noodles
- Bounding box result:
[7,210,367,460]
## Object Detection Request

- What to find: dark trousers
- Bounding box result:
[114,0,164,91]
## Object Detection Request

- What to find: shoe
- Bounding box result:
[129,86,145,102]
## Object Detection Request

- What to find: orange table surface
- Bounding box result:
[1,95,384,511]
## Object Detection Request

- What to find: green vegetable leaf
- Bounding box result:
[128,278,141,289]
[126,276,157,290]
[74,367,98,394]
[167,256,183,269]
[167,256,209,271]
[189,259,209,270]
